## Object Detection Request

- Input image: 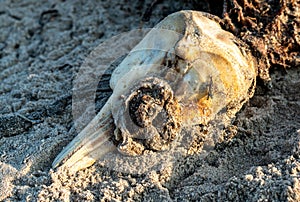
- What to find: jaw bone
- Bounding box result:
[52,10,256,172]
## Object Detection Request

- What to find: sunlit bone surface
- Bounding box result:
[52,10,257,172]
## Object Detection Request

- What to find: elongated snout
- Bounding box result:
[52,98,117,171]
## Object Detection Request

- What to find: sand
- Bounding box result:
[0,0,299,201]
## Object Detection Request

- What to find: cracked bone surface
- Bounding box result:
[52,10,256,172]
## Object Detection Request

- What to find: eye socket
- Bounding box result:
[129,86,165,128]
[117,77,182,152]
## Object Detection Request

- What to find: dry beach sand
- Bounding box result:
[0,0,299,201]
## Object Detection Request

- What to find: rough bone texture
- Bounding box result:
[0,0,299,201]
[110,11,256,156]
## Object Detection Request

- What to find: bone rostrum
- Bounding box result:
[52,10,257,172]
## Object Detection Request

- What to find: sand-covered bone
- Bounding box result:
[52,10,257,172]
